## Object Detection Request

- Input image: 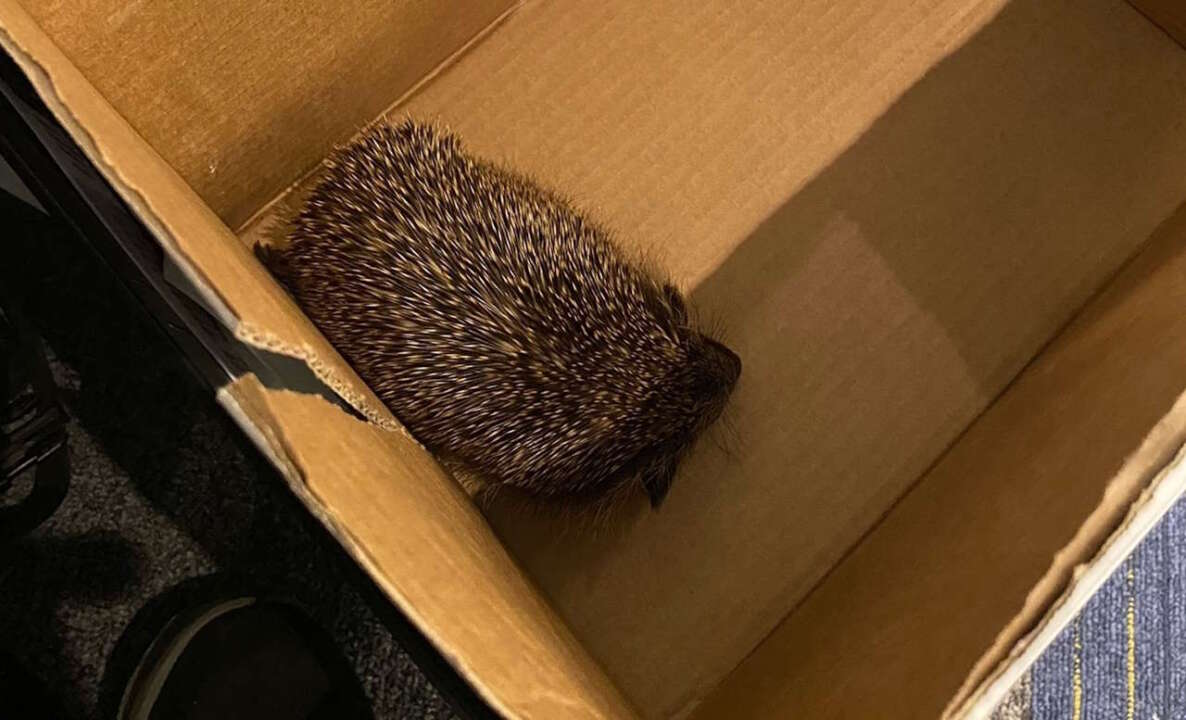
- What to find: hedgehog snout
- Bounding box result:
[704,336,741,389]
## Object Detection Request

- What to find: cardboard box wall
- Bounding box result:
[3,0,1186,717]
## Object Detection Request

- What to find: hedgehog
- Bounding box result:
[256,120,740,509]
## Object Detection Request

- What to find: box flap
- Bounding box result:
[16,0,516,229]
[221,377,637,719]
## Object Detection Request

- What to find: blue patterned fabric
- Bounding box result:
[1025,493,1186,719]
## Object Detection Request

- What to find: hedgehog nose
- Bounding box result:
[705,337,741,386]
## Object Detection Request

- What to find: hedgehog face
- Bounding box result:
[632,284,741,508]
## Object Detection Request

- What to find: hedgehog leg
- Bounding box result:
[438,455,491,500]
[253,243,294,287]
[640,453,679,509]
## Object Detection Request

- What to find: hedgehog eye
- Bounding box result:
[663,283,688,325]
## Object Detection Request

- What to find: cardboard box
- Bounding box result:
[4,0,1186,716]
[1130,0,1186,47]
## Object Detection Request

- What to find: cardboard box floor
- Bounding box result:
[4,0,1186,717]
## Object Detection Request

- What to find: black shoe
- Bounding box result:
[118,596,374,720]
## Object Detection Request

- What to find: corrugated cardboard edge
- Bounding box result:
[949,390,1186,718]
[0,0,398,432]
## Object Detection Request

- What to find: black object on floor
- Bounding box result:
[117,586,373,720]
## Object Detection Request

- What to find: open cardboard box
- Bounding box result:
[4,0,1186,716]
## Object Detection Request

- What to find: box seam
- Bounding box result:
[234,0,524,237]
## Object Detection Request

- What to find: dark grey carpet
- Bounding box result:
[0,194,457,719]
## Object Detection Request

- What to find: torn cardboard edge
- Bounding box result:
[0,1,401,434]
[950,389,1186,718]
[157,233,363,416]
[231,320,399,429]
